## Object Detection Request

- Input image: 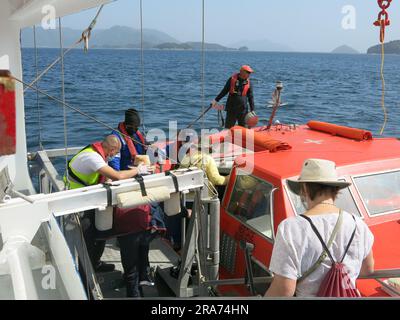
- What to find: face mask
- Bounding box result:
[300,194,308,210]
[107,152,118,162]
[126,127,136,136]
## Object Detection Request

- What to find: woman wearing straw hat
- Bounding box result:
[265,159,375,297]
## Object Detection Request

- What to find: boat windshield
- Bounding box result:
[287,179,361,217]
[354,170,400,216]
[226,173,274,240]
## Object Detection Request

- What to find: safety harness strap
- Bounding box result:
[103,183,113,207]
[165,170,179,193]
[135,175,147,197]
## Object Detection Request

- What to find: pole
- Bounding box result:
[267,81,283,129]
[186,104,212,129]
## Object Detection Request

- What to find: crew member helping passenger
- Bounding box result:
[64,135,147,279]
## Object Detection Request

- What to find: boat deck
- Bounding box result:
[99,237,180,298]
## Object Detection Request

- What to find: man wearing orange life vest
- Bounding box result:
[109,108,147,170]
[66,135,147,275]
[211,65,255,129]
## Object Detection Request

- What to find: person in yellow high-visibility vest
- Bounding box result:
[65,135,148,274]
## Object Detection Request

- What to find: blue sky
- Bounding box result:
[62,0,400,52]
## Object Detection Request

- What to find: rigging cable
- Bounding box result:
[33,25,43,150]
[13,75,176,162]
[24,4,105,93]
[140,0,146,134]
[59,18,69,188]
[197,0,212,283]
[200,0,206,172]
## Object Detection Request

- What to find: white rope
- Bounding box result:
[33,25,43,150]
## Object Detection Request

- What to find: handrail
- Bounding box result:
[28,147,83,161]
[205,269,400,287]
[358,269,400,280]
[34,151,65,192]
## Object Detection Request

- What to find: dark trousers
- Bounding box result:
[225,108,246,129]
[80,210,106,268]
[118,230,156,297]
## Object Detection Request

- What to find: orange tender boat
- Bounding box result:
[201,121,400,297]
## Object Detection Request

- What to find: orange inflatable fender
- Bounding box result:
[307,121,373,141]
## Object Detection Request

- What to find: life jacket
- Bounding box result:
[65,142,107,189]
[229,73,250,97]
[118,122,146,159]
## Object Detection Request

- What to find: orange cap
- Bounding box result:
[240,65,254,73]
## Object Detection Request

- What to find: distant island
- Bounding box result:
[154,42,238,51]
[21,25,178,49]
[367,40,400,54]
[331,45,359,54]
[22,26,240,51]
[21,25,290,52]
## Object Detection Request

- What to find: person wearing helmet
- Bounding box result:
[211,65,256,129]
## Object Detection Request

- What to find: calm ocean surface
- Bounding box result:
[22,48,400,153]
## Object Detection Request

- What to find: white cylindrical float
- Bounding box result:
[164,192,181,216]
[95,206,114,231]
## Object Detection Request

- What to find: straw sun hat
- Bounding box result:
[287,159,351,195]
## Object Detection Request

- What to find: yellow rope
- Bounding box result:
[379,35,388,135]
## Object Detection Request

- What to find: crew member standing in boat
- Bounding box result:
[110,109,166,297]
[65,135,146,274]
[211,65,255,129]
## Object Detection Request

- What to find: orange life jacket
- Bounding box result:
[229,73,250,97]
[118,122,146,159]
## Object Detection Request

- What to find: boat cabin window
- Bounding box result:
[227,173,274,239]
[287,179,361,217]
[354,170,400,216]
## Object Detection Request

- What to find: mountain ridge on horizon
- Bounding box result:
[21,25,292,52]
